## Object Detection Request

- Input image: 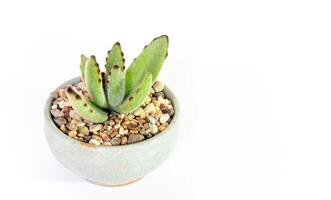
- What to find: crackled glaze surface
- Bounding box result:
[44,77,179,186]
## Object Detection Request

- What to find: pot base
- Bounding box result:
[86,177,143,187]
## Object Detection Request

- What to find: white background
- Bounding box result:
[0,0,331,199]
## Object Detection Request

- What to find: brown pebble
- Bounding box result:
[83,135,92,141]
[110,137,121,145]
[100,132,111,142]
[92,135,104,143]
[128,122,139,130]
[158,124,167,132]
[128,134,144,144]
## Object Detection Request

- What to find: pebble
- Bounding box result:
[160,104,170,113]
[128,114,135,120]
[78,126,89,135]
[67,123,78,131]
[153,81,164,92]
[128,134,144,144]
[100,132,111,142]
[134,108,144,116]
[58,89,66,97]
[147,116,157,124]
[114,123,121,129]
[159,114,170,124]
[58,101,66,109]
[103,142,112,146]
[90,124,103,133]
[144,96,152,104]
[92,135,104,143]
[128,122,139,130]
[151,124,158,134]
[110,137,121,145]
[76,121,86,127]
[119,127,128,135]
[144,103,156,114]
[89,139,101,145]
[54,117,67,126]
[83,135,92,141]
[121,136,128,144]
[69,110,80,120]
[68,130,77,137]
[158,124,167,132]
[51,109,61,118]
[60,124,67,132]
[154,111,162,120]
[109,120,115,126]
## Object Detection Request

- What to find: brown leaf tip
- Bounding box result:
[153,35,169,43]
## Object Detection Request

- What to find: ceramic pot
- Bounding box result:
[44,77,179,186]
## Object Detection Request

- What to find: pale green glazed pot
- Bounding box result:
[44,77,179,186]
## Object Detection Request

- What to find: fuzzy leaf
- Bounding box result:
[117,73,152,114]
[80,55,88,80]
[105,43,125,108]
[125,35,168,97]
[106,65,125,109]
[105,42,125,73]
[85,56,108,109]
[66,86,108,123]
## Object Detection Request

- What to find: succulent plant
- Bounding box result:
[66,35,169,123]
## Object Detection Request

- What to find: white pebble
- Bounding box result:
[114,124,121,129]
[90,124,103,133]
[109,120,115,126]
[89,139,101,145]
[147,116,157,124]
[151,124,158,134]
[144,103,156,114]
[58,101,66,109]
[134,108,144,116]
[144,96,151,104]
[153,81,164,92]
[159,114,170,124]
[119,127,126,135]
[51,109,61,118]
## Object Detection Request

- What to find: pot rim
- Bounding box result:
[44,76,179,150]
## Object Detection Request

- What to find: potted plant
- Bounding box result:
[44,35,178,186]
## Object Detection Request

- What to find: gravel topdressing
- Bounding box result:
[50,80,175,146]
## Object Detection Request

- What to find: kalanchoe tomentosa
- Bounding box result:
[66,35,169,123]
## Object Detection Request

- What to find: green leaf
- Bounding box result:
[106,65,125,109]
[66,86,108,123]
[80,55,88,81]
[85,56,108,109]
[105,42,125,73]
[125,35,168,97]
[117,73,153,114]
[105,43,125,108]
